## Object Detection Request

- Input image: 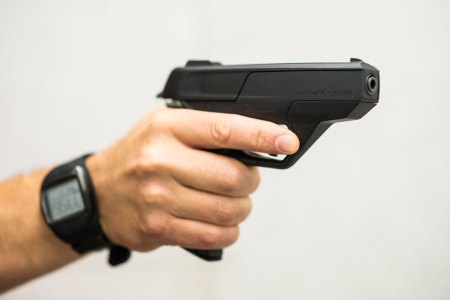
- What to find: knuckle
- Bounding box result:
[149,108,171,128]
[221,166,246,194]
[138,215,157,237]
[214,201,238,225]
[248,167,261,193]
[240,198,252,221]
[210,117,233,145]
[138,213,168,240]
[142,181,171,206]
[250,127,266,150]
[227,227,240,246]
[254,168,261,187]
[199,227,222,248]
[134,148,172,177]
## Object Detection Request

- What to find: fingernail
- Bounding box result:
[276,134,299,154]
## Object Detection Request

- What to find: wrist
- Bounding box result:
[85,152,119,246]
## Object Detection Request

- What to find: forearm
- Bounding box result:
[0,169,80,293]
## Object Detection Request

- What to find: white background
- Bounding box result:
[1,0,450,299]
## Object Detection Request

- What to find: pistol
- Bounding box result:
[158,58,380,261]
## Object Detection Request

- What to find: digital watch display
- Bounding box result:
[44,178,85,222]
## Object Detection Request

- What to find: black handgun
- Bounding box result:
[159,58,380,261]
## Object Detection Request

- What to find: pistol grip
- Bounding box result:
[183,248,223,261]
[159,59,380,262]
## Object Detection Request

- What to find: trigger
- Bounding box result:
[243,151,287,161]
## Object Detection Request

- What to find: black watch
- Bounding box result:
[40,154,131,266]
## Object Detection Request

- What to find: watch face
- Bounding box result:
[44,178,86,222]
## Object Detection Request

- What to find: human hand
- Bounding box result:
[87,108,300,252]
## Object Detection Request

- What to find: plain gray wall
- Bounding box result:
[1,0,449,299]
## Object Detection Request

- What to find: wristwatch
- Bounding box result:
[40,154,130,266]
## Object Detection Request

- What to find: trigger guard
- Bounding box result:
[242,151,287,162]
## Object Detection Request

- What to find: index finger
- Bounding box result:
[166,109,300,155]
